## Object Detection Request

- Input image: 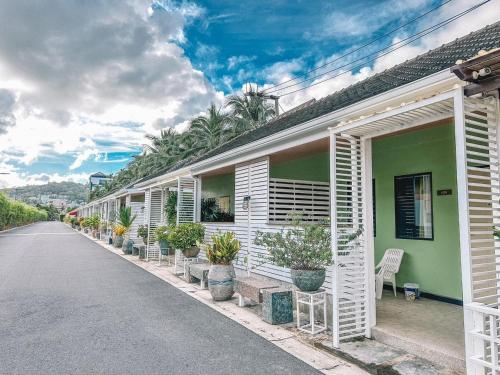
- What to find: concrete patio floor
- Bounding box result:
[372,291,465,372]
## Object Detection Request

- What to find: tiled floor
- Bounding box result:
[373,290,465,371]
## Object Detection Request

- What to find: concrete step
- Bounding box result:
[371,326,465,374]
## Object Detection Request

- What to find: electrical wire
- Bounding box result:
[276,0,491,97]
[261,0,455,93]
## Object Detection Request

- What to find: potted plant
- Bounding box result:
[137,224,149,245]
[118,207,136,254]
[77,217,84,231]
[99,220,107,239]
[168,223,205,258]
[203,231,240,301]
[154,225,172,256]
[254,215,333,292]
[113,224,125,248]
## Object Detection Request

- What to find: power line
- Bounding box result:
[261,0,455,94]
[276,0,491,97]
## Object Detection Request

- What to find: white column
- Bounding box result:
[361,138,376,334]
[329,129,340,348]
[453,87,474,374]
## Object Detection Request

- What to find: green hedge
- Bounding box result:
[0,193,48,230]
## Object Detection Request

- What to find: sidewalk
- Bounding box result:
[78,230,367,375]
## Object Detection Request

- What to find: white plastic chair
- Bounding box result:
[375,248,404,299]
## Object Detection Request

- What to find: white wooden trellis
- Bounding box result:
[176,177,196,224]
[454,93,500,375]
[269,177,330,223]
[146,189,162,261]
[330,132,368,347]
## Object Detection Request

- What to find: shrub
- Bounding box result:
[168,223,205,250]
[154,225,170,242]
[254,214,332,271]
[137,224,149,241]
[204,231,240,265]
[114,224,126,236]
[0,193,48,230]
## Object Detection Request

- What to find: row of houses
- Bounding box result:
[77,23,500,374]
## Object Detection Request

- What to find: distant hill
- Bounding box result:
[1,181,89,207]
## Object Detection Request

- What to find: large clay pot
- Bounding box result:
[290,269,326,292]
[114,235,124,248]
[122,238,134,254]
[182,245,200,258]
[208,264,235,301]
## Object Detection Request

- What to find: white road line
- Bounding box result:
[0,233,78,237]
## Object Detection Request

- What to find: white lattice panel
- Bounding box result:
[269,178,330,223]
[331,133,368,345]
[463,96,500,307]
[146,189,162,260]
[177,177,196,224]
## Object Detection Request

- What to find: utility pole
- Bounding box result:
[244,85,281,116]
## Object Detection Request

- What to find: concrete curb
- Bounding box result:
[73,227,367,375]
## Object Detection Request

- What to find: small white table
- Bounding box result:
[295,289,327,335]
[173,249,199,277]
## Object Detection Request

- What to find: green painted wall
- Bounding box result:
[270,152,329,181]
[373,123,462,300]
[201,173,235,214]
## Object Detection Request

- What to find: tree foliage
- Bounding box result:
[89,93,275,201]
[0,193,48,230]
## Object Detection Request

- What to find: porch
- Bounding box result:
[373,290,464,371]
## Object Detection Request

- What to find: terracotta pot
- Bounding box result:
[290,269,326,292]
[182,245,200,258]
[208,264,235,301]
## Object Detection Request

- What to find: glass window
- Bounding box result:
[395,173,433,240]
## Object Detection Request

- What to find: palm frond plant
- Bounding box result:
[118,206,136,233]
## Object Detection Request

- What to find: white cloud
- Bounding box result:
[0,0,222,184]
[263,0,500,111]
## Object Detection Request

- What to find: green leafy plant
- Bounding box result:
[204,231,240,265]
[254,214,332,270]
[165,192,177,225]
[168,223,205,250]
[137,225,149,241]
[154,225,170,242]
[201,198,235,222]
[86,214,101,230]
[118,206,136,233]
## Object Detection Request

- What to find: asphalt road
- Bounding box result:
[0,222,320,375]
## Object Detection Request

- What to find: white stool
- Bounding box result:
[295,289,327,335]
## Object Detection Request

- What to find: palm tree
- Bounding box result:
[189,104,231,153]
[225,93,275,134]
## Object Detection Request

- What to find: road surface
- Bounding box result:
[0,221,321,375]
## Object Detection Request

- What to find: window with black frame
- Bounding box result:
[395,173,433,240]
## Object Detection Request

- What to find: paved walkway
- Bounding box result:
[0,222,321,375]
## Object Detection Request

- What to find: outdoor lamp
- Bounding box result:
[242,195,251,210]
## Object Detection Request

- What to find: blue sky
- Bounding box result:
[0,0,497,187]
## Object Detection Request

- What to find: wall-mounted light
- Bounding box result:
[242,195,251,210]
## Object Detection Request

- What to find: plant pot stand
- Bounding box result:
[295,289,327,335]
[173,249,199,278]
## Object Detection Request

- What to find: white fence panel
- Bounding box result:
[147,189,162,260]
[331,133,368,346]
[269,178,330,223]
